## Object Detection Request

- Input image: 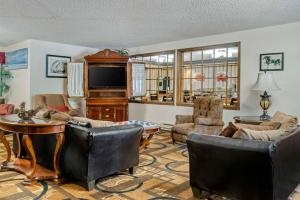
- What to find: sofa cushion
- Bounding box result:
[271,111,298,133]
[219,122,238,137]
[232,128,286,141]
[72,117,114,128]
[232,122,276,131]
[207,97,223,119]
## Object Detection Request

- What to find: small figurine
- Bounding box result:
[17,102,35,120]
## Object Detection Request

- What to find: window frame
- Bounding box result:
[176,42,241,110]
[130,50,176,105]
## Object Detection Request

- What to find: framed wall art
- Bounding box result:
[5,48,28,70]
[260,52,284,71]
[46,54,71,78]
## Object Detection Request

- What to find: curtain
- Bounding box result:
[67,62,84,97]
[132,63,146,97]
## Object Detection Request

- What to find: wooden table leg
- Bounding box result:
[0,131,11,166]
[22,134,37,184]
[53,132,64,177]
[16,133,21,158]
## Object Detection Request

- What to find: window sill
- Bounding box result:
[129,100,174,106]
[176,102,240,110]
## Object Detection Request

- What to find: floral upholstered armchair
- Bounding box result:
[171,96,224,143]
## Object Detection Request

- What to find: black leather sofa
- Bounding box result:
[187,128,300,200]
[13,123,143,190]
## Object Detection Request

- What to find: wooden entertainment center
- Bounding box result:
[84,49,130,122]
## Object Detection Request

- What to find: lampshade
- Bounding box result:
[252,72,280,92]
[0,52,5,64]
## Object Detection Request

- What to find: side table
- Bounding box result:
[0,114,66,185]
[233,116,269,125]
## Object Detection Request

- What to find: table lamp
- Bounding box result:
[252,72,280,120]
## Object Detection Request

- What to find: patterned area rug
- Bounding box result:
[0,131,299,200]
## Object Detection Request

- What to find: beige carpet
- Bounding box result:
[0,131,299,200]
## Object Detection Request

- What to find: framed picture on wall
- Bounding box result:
[46,54,71,78]
[6,48,28,70]
[260,52,284,71]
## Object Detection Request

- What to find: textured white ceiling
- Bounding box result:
[1,0,300,48]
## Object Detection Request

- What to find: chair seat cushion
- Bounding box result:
[195,117,224,126]
[172,123,223,136]
[172,123,195,135]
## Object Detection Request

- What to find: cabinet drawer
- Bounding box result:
[101,106,114,114]
[101,113,115,121]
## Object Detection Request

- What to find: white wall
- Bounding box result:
[29,40,98,100]
[3,39,98,108]
[128,22,300,124]
[4,40,31,108]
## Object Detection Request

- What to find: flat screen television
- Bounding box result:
[88,66,126,89]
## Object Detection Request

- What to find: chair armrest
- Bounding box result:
[175,115,193,124]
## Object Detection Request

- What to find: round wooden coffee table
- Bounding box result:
[0,114,66,185]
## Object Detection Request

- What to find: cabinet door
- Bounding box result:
[115,106,127,122]
[87,106,101,120]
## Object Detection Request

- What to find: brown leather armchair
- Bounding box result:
[171,96,224,143]
[33,94,83,117]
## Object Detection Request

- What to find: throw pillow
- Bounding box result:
[47,105,69,112]
[232,122,275,131]
[35,108,52,119]
[271,111,298,133]
[219,122,280,138]
[68,108,83,117]
[50,112,72,121]
[232,128,285,141]
[219,122,237,137]
[72,117,114,128]
[0,104,15,115]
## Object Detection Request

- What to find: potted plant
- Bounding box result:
[0,66,13,103]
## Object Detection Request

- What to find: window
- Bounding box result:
[130,50,175,104]
[177,42,240,110]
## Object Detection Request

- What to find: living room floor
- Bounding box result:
[0,132,299,200]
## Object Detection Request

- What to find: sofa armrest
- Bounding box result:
[175,115,193,124]
[270,128,300,200]
[187,133,274,200]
